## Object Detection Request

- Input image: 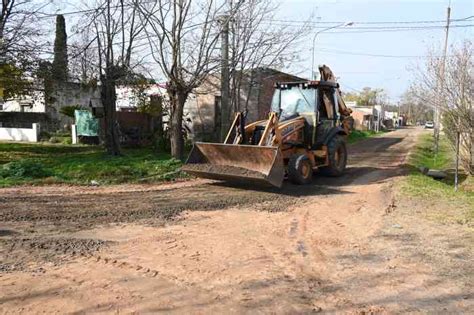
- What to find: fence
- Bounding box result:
[0,112,57,132]
[0,123,39,142]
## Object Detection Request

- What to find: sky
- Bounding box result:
[278,0,473,102]
[44,0,473,104]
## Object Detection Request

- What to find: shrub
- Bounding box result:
[39,131,51,141]
[49,136,62,143]
[0,160,52,179]
[60,105,84,118]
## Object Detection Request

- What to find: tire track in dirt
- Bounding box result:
[3,128,446,314]
[0,129,419,275]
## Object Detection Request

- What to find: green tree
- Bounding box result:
[345,87,387,106]
[52,15,68,82]
[0,63,31,99]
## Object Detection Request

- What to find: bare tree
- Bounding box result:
[399,85,433,124]
[0,0,49,99]
[228,0,310,114]
[411,40,473,175]
[442,41,473,175]
[137,0,229,159]
[78,0,147,155]
[69,31,100,85]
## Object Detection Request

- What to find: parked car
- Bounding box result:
[425,121,434,129]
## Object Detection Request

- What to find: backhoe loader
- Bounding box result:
[182,65,353,188]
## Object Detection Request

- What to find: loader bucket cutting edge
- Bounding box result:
[181,142,285,188]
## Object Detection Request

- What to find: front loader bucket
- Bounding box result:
[182,142,285,188]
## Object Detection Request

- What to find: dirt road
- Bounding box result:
[1,127,473,314]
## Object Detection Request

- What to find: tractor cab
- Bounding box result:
[271,80,343,148]
[271,81,341,122]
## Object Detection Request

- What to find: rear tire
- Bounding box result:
[288,154,313,185]
[320,135,347,177]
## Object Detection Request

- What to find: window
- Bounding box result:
[271,86,316,120]
[318,88,335,120]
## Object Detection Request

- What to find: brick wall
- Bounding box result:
[229,69,307,123]
[184,69,307,141]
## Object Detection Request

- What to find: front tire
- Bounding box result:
[320,135,347,177]
[288,154,313,185]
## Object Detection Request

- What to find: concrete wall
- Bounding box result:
[184,77,220,141]
[48,83,101,128]
[0,112,56,132]
[0,123,39,142]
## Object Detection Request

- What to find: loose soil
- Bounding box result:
[1,128,472,314]
[182,163,267,179]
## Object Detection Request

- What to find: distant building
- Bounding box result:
[0,82,101,131]
[115,84,166,112]
[1,90,46,113]
[0,68,307,140]
[345,102,400,131]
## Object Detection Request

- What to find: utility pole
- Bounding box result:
[0,37,5,107]
[454,122,460,191]
[435,2,451,153]
[219,15,231,142]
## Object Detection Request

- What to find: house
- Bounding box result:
[349,106,377,131]
[115,84,166,112]
[233,68,307,122]
[384,111,401,129]
[0,90,46,113]
[184,68,307,141]
[346,103,395,131]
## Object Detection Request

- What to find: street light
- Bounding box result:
[311,21,354,79]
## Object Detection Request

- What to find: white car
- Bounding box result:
[425,121,434,129]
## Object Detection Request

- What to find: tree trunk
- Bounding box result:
[151,95,164,139]
[100,74,121,155]
[169,88,188,160]
[150,94,166,151]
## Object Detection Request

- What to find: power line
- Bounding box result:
[36,1,158,19]
[253,21,474,31]
[316,48,458,58]
[232,19,474,33]
[339,83,362,93]
[319,24,473,34]
[261,15,474,25]
[35,5,474,28]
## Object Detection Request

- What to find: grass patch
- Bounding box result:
[401,133,474,225]
[348,130,383,144]
[0,142,184,187]
[409,132,452,170]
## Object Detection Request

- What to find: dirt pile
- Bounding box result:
[0,183,299,230]
[183,163,267,179]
